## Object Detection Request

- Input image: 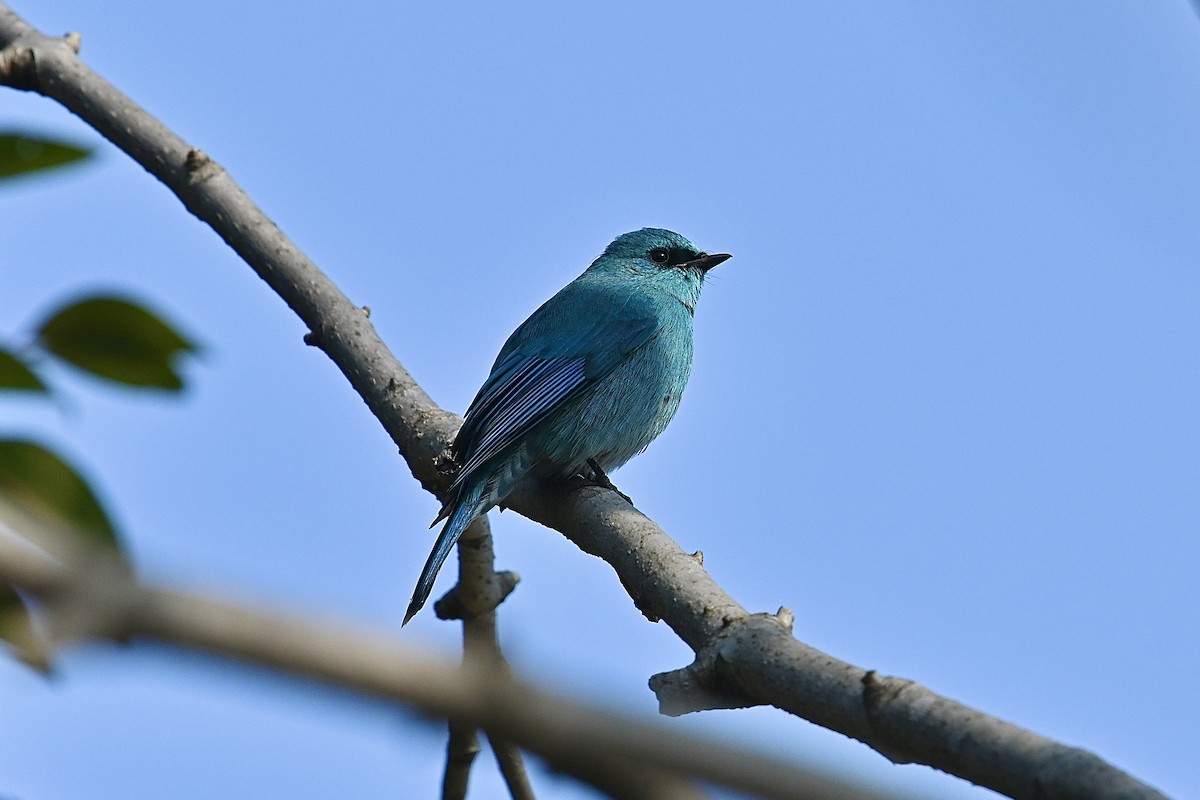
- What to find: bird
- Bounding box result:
[404,228,731,624]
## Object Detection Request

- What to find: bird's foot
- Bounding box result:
[583,458,632,504]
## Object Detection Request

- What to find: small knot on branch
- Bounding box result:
[183,148,220,184]
[434,569,519,621]
[184,148,209,171]
[0,41,37,90]
[650,649,754,716]
[774,606,794,630]
[303,326,325,348]
[650,612,793,716]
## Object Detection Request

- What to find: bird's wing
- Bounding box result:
[451,313,659,486]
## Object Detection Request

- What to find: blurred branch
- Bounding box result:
[0,6,1170,800]
[0,526,891,800]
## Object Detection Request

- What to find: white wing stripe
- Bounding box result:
[471,362,583,456]
[459,358,587,477]
[464,358,557,426]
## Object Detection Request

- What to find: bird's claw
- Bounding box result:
[583,458,633,504]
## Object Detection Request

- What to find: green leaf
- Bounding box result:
[35,295,197,390]
[0,439,119,551]
[0,132,92,181]
[0,583,50,673]
[0,348,47,393]
[0,584,23,616]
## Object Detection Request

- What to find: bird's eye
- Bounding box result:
[649,247,670,264]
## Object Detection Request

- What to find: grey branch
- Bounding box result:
[0,527,895,800]
[442,720,480,800]
[439,518,535,800]
[0,6,1169,800]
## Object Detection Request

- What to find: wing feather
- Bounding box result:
[456,352,588,479]
[449,285,663,492]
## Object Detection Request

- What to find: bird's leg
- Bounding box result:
[584,457,632,504]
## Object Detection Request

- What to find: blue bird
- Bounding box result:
[404,228,730,624]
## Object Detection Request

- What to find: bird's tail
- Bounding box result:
[403,480,488,625]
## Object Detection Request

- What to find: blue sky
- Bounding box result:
[3,2,1198,798]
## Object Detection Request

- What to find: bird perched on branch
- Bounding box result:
[404,228,731,624]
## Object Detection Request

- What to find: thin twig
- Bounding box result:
[486,734,534,800]
[439,518,534,800]
[442,721,480,800]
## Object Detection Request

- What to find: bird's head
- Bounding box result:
[588,228,731,311]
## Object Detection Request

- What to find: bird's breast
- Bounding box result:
[533,316,694,477]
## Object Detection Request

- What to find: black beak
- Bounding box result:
[685,252,732,272]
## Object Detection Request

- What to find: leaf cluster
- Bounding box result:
[0,135,199,665]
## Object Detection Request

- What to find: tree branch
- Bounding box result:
[0,6,1170,800]
[438,519,533,800]
[442,719,480,800]
[0,526,903,800]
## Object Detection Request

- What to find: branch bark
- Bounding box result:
[439,518,534,800]
[0,6,1170,800]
